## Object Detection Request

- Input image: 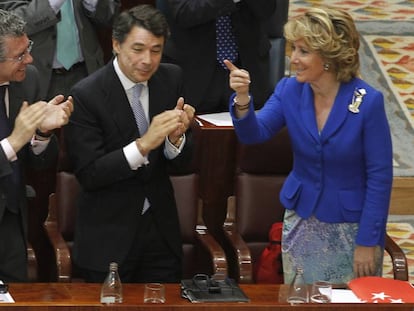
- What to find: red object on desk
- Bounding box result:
[348,276,414,303]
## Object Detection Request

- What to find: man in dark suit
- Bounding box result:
[159,0,277,113]
[1,0,120,99]
[65,4,195,283]
[0,10,73,282]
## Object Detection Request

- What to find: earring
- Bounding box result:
[323,63,330,71]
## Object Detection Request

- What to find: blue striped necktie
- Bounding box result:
[131,84,151,214]
[131,84,148,136]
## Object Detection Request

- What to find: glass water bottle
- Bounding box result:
[286,267,308,304]
[100,262,123,304]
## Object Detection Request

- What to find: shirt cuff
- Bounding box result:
[31,136,51,155]
[0,138,17,161]
[49,0,66,13]
[124,140,149,170]
[82,0,98,12]
[164,134,185,159]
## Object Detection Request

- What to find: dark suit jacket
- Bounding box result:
[161,0,277,111]
[1,0,120,98]
[0,65,58,232]
[65,61,192,272]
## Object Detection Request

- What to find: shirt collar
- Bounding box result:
[113,57,148,91]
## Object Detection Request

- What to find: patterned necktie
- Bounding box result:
[131,84,151,214]
[216,15,238,69]
[131,84,148,135]
[0,85,20,213]
[56,0,80,69]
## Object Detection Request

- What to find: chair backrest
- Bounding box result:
[54,171,79,243]
[171,173,226,278]
[234,174,286,271]
[170,174,200,278]
[237,127,292,175]
[45,171,81,281]
[224,127,293,283]
[171,174,198,245]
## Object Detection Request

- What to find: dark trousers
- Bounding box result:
[48,62,88,99]
[0,209,27,282]
[79,210,182,283]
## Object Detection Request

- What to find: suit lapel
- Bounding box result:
[299,81,356,142]
[320,81,355,141]
[103,63,140,141]
[8,84,25,125]
[299,83,320,142]
[148,68,169,119]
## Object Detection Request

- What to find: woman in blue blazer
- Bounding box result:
[226,7,393,284]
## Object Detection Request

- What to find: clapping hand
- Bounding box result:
[168,97,195,143]
[137,97,195,155]
[38,95,74,133]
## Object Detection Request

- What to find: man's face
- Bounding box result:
[112,26,164,83]
[0,35,33,83]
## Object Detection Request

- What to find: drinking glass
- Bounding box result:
[310,281,332,303]
[143,283,165,303]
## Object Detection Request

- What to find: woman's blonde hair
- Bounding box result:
[284,7,360,82]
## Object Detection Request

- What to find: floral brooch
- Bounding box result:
[348,88,366,113]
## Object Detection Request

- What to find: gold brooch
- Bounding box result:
[348,88,366,113]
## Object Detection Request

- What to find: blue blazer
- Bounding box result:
[231,77,393,247]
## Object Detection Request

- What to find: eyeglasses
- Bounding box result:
[1,40,33,63]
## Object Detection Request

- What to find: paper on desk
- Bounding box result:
[0,281,14,303]
[197,112,233,127]
[331,289,362,303]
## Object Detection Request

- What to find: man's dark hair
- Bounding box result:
[112,4,170,44]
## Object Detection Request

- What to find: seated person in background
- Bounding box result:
[227,7,393,284]
[160,0,277,114]
[65,5,195,283]
[0,9,73,282]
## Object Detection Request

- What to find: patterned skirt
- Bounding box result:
[281,209,383,284]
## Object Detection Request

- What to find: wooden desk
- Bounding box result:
[2,283,413,310]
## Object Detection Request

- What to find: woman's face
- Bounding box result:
[290,39,326,84]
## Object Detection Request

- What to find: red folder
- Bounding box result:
[348,276,414,303]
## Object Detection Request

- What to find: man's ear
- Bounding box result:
[112,39,120,55]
